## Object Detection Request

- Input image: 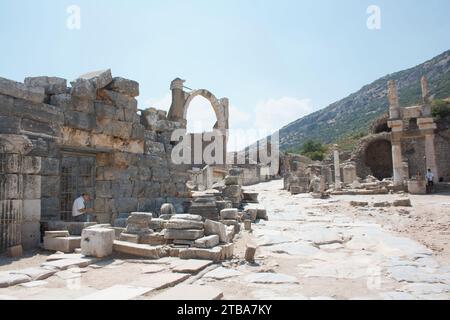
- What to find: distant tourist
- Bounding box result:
[426,169,434,193]
[72,193,95,222]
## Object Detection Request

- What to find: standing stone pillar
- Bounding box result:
[167,78,187,123]
[388,80,400,119]
[333,149,342,190]
[424,134,438,178]
[391,141,404,186]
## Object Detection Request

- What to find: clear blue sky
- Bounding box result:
[1,0,449,147]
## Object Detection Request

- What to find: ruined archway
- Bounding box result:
[364,139,393,180]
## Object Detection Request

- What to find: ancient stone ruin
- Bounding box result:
[282,77,450,197]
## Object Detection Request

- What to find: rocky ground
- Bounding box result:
[1,179,449,300]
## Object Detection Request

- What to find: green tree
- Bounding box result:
[300,140,327,161]
[432,99,450,120]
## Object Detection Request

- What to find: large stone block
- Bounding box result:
[178,247,222,262]
[98,90,137,110]
[78,69,112,90]
[170,214,203,222]
[65,111,95,131]
[95,102,119,120]
[220,208,238,220]
[21,118,59,136]
[204,219,228,243]
[43,236,81,253]
[194,235,219,249]
[113,240,163,258]
[139,232,166,245]
[106,77,139,97]
[164,229,204,240]
[81,227,115,258]
[70,78,96,100]
[0,77,46,103]
[24,76,67,95]
[165,219,204,230]
[96,181,112,198]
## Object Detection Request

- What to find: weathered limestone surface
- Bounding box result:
[81,228,115,258]
[0,77,46,103]
[113,241,164,259]
[204,219,228,243]
[43,236,81,253]
[194,235,220,249]
[165,219,204,230]
[164,229,204,240]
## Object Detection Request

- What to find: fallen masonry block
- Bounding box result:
[393,199,412,207]
[172,259,213,274]
[78,69,112,90]
[148,218,167,231]
[119,233,140,243]
[140,232,166,245]
[220,219,241,233]
[179,247,223,262]
[350,201,369,207]
[245,244,257,263]
[128,212,153,224]
[204,219,227,243]
[113,240,164,259]
[45,231,70,238]
[244,220,252,231]
[150,284,223,300]
[164,229,204,240]
[373,201,391,208]
[220,208,238,220]
[81,228,115,258]
[194,235,220,249]
[43,236,81,253]
[225,226,235,242]
[171,214,203,222]
[242,192,259,203]
[165,219,204,230]
[47,221,97,236]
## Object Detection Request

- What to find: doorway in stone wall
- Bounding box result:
[60,152,96,222]
[365,139,393,180]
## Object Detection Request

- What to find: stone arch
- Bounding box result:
[183,89,229,131]
[351,132,393,180]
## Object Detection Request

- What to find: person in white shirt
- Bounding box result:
[72,193,94,222]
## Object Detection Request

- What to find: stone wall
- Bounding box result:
[0,70,191,250]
